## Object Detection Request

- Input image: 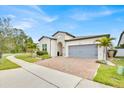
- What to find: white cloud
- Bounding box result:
[5,5,59,30]
[7,14,16,18]
[3,6,58,23]
[70,8,124,21]
[14,21,32,29]
[28,5,58,22]
[14,18,37,30]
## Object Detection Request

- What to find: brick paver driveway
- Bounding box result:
[36,57,100,80]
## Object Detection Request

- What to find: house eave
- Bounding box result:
[38,36,57,41]
[65,34,110,42]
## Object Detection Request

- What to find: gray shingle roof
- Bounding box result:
[65,34,110,41]
[38,36,57,41]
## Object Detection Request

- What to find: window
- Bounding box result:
[42,44,47,51]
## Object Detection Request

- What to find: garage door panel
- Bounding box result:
[68,44,98,58]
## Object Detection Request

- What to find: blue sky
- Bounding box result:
[0,5,124,45]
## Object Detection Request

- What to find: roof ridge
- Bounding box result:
[38,36,56,41]
[52,31,75,37]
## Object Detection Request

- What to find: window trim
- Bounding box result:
[42,44,47,51]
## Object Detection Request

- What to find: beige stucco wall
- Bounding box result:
[51,40,57,57]
[38,38,51,55]
[53,33,65,56]
[53,32,74,56]
[64,34,74,40]
[39,38,57,57]
[65,37,105,60]
[53,32,74,40]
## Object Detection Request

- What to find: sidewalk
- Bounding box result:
[7,55,112,88]
[0,68,56,88]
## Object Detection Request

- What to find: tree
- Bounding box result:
[0,17,34,53]
[96,37,115,61]
[26,40,36,57]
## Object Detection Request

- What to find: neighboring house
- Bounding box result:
[38,31,110,60]
[116,31,124,57]
[118,31,124,47]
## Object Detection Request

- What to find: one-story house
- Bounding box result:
[116,31,124,57]
[38,31,110,60]
[117,31,124,47]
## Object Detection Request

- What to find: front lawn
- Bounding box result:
[15,53,41,63]
[94,57,124,88]
[112,57,124,66]
[0,56,20,70]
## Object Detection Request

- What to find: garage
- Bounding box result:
[68,44,98,59]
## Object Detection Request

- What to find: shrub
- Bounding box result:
[41,54,51,60]
[36,51,48,56]
[116,44,124,49]
[36,51,42,56]
[120,44,124,48]
[0,52,2,58]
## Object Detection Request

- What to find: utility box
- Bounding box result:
[117,66,124,75]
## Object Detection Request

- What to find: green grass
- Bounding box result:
[0,56,20,70]
[15,53,41,63]
[41,54,51,60]
[112,57,124,66]
[94,57,124,88]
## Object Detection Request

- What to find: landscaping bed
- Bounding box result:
[94,57,124,88]
[15,53,41,63]
[0,56,20,70]
[15,53,51,63]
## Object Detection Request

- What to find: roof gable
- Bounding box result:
[118,31,124,46]
[52,31,75,38]
[38,36,56,41]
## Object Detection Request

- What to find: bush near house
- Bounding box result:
[41,54,51,60]
[15,53,41,63]
[15,53,51,63]
[36,51,48,56]
[115,44,124,49]
[120,44,124,48]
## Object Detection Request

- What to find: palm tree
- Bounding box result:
[96,37,115,62]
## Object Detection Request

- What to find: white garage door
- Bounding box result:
[68,44,98,59]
